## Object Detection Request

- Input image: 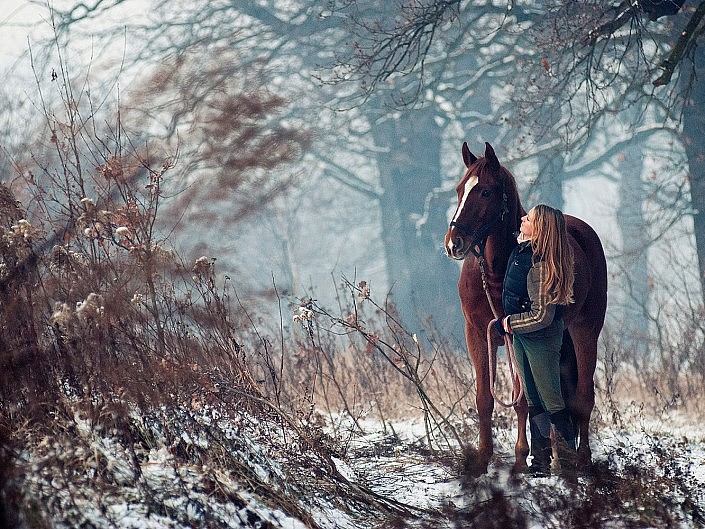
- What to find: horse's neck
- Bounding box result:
[482,234,516,291]
[483,183,523,282]
[478,182,523,298]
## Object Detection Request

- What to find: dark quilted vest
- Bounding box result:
[502,240,564,320]
[502,241,534,315]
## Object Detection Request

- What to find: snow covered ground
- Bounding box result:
[6,399,705,529]
[339,410,705,528]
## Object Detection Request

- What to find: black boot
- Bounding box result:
[528,406,552,477]
[550,408,577,481]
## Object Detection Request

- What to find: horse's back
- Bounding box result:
[565,215,608,330]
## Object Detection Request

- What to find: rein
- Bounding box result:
[478,242,524,409]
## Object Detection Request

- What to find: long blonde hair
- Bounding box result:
[530,204,575,305]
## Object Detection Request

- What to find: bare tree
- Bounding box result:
[34,1,470,332]
[533,1,705,304]
[331,0,705,307]
[681,44,705,301]
[333,0,701,98]
[125,44,312,228]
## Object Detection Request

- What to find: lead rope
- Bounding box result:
[478,255,524,408]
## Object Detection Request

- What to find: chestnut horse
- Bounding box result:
[444,142,607,475]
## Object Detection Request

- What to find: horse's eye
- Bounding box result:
[481,189,491,198]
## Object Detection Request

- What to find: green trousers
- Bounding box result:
[512,320,565,413]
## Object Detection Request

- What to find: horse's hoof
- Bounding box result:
[512,461,529,475]
[461,446,488,478]
[577,447,592,471]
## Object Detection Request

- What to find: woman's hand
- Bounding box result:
[494,316,512,336]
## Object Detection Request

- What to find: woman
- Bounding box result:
[495,204,575,477]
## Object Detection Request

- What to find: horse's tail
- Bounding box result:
[559,329,578,405]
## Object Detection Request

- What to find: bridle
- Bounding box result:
[449,185,509,259]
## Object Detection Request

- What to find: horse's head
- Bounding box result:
[445,142,512,260]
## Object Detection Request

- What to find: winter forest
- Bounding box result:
[1,0,704,527]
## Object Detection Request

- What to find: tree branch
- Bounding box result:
[310,153,382,200]
[653,0,705,86]
[583,0,641,46]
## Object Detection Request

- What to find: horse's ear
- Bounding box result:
[484,142,500,170]
[462,142,478,168]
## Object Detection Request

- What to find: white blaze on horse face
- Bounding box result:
[447,175,478,254]
[451,175,478,226]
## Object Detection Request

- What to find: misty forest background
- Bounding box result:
[1,0,705,527]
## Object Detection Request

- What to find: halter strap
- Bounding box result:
[449,191,509,259]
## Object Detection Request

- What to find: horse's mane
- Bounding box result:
[489,161,524,227]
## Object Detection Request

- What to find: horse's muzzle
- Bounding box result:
[445,232,468,260]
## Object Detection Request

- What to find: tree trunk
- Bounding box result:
[531,150,565,210]
[371,107,464,337]
[617,141,650,354]
[682,46,705,306]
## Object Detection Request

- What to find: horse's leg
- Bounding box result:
[566,326,598,468]
[513,396,529,473]
[465,321,494,476]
